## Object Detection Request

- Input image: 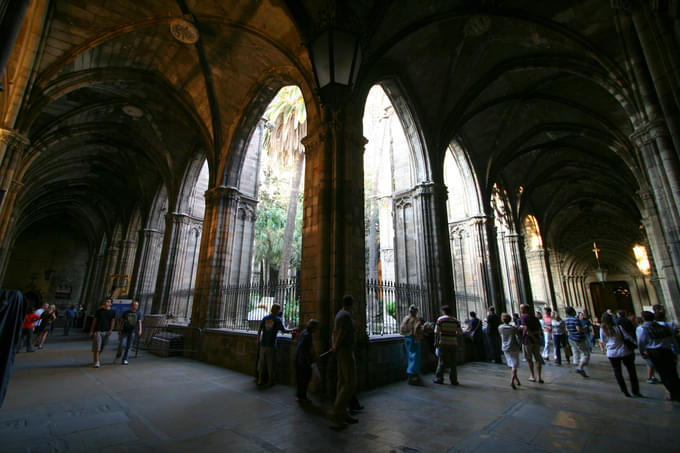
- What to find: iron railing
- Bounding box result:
[365,279,430,335]
[222,278,300,330]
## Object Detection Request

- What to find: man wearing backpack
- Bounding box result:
[115,300,143,365]
[638,311,680,402]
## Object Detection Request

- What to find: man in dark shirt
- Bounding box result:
[614,310,635,337]
[257,303,289,386]
[520,304,544,383]
[115,300,143,365]
[486,307,502,363]
[295,319,319,402]
[331,295,357,426]
[89,299,115,368]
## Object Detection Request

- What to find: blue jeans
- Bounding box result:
[117,331,136,361]
[404,336,421,374]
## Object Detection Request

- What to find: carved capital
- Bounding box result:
[0,128,30,151]
[630,119,669,147]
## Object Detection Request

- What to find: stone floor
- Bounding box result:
[2,334,679,453]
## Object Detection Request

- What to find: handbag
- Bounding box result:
[619,325,637,350]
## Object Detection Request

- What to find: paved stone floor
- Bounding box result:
[2,334,679,452]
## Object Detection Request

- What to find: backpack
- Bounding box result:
[122,311,138,332]
[645,321,671,340]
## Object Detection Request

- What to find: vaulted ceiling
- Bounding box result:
[5,0,649,275]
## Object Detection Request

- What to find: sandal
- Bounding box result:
[528,377,536,382]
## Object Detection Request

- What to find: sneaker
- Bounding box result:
[433,379,444,384]
[94,362,100,368]
[122,360,128,365]
[647,377,659,384]
[576,369,588,378]
[344,414,359,424]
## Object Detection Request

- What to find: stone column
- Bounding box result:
[506,233,534,311]
[129,228,163,314]
[151,212,194,322]
[298,102,367,353]
[190,186,248,328]
[0,0,30,82]
[116,239,137,278]
[412,181,455,321]
[483,215,507,314]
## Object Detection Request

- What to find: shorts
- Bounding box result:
[92,331,109,352]
[522,343,541,362]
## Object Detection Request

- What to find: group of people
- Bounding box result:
[395,302,680,403]
[89,298,143,368]
[16,303,57,352]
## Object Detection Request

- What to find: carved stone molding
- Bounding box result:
[630,119,669,147]
[0,128,30,152]
[170,18,199,44]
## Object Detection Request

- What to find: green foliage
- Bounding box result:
[385,300,396,318]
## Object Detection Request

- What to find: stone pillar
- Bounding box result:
[630,3,680,159]
[151,212,195,323]
[116,239,137,278]
[483,215,507,314]
[191,186,255,328]
[0,0,30,82]
[505,233,534,311]
[638,188,680,321]
[412,182,455,321]
[298,102,367,353]
[129,228,163,314]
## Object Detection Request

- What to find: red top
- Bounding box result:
[23,313,40,329]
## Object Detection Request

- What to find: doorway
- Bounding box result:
[589,281,634,317]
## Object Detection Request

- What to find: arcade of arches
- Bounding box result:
[2,1,680,383]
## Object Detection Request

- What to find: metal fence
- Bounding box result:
[222,278,300,330]
[365,279,430,335]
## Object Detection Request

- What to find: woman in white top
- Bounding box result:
[599,312,641,397]
[498,313,521,389]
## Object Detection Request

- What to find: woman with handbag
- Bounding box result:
[599,312,641,397]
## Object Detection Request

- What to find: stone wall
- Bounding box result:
[161,326,473,390]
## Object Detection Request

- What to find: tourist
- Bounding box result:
[592,316,605,353]
[89,299,115,368]
[17,306,40,353]
[653,304,679,354]
[599,312,641,397]
[256,303,289,386]
[566,307,590,377]
[512,313,521,328]
[542,307,553,361]
[467,311,485,361]
[331,295,358,426]
[34,304,56,349]
[520,304,543,383]
[115,300,143,365]
[31,303,48,344]
[63,304,77,336]
[580,312,594,352]
[636,313,659,384]
[499,313,521,389]
[551,312,567,365]
[433,305,462,385]
[400,305,424,385]
[295,319,319,402]
[486,307,502,364]
[638,311,680,402]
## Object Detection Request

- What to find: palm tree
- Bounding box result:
[263,86,306,281]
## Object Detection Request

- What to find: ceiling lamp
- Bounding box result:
[592,241,607,284]
[308,8,362,106]
[633,244,651,275]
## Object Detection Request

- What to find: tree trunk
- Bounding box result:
[278,152,304,280]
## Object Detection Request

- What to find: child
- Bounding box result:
[499,313,521,389]
[18,308,41,352]
[295,319,319,402]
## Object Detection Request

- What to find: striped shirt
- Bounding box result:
[435,315,462,348]
[565,316,585,341]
